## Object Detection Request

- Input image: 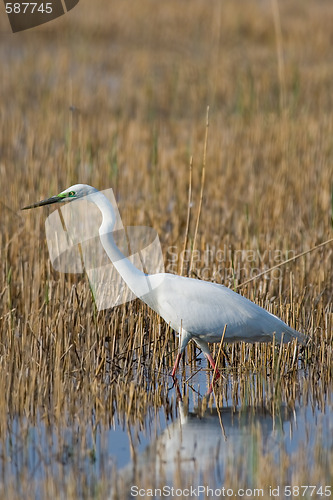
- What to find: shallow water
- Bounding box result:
[1,358,332,499]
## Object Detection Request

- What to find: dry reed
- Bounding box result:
[0,0,332,497]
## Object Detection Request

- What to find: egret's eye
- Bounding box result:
[68,191,75,197]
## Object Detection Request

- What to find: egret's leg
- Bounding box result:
[194,337,221,392]
[171,352,184,401]
[171,330,191,379]
[171,352,182,379]
[205,353,221,394]
[205,353,221,381]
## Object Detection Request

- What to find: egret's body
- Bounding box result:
[23,184,306,382]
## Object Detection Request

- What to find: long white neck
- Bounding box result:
[91,190,153,299]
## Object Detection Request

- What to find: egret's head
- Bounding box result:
[22,184,98,210]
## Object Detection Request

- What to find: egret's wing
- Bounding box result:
[148,274,305,344]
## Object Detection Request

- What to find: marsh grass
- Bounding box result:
[0,0,332,497]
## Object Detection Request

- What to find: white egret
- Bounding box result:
[22,184,306,384]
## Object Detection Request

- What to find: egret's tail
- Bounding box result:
[278,325,308,345]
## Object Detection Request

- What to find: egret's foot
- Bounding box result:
[206,370,221,395]
[170,375,182,401]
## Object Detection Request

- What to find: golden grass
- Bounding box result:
[0,0,332,497]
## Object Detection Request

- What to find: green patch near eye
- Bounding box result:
[57,191,75,199]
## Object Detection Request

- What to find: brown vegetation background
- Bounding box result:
[0,0,332,497]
